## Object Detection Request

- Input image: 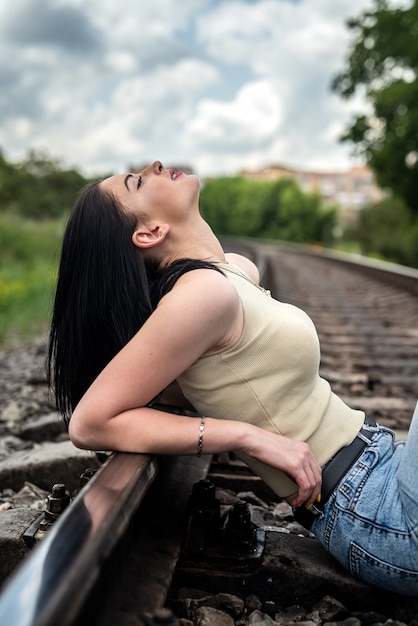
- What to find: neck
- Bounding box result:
[159,218,226,266]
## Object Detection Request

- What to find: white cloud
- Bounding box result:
[0,0,400,178]
[184,80,282,174]
[186,81,281,148]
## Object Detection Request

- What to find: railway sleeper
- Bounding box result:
[167,463,418,625]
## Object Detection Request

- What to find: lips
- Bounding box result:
[169,169,182,181]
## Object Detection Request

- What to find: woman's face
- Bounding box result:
[100,161,200,227]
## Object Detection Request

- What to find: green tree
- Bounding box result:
[17,150,88,218]
[332,0,418,211]
[200,176,336,244]
[344,195,418,266]
[0,149,18,209]
[0,148,89,218]
[263,179,336,244]
[200,177,267,237]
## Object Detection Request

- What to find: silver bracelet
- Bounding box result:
[197,416,205,457]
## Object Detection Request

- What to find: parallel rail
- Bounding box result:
[278,241,418,296]
[1,241,418,624]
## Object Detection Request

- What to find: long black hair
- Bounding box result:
[47,181,221,427]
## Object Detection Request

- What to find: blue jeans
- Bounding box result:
[311,404,418,596]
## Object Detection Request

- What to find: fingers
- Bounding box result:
[288,444,322,508]
[243,430,322,508]
[303,462,322,508]
[291,484,321,509]
[289,485,321,509]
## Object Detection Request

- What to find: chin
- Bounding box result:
[188,173,201,187]
[187,174,201,202]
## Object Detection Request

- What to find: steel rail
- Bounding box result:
[282,243,418,295]
[250,238,418,295]
[0,451,159,626]
[224,236,418,294]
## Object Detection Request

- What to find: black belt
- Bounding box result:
[294,416,377,530]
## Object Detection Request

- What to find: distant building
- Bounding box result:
[239,164,384,216]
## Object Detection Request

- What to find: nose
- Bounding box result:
[140,161,163,177]
[152,160,163,174]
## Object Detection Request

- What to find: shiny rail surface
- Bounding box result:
[282,241,418,295]
[0,452,159,626]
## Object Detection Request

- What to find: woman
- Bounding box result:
[48,161,418,595]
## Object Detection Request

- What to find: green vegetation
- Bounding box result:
[332,0,418,265]
[332,0,418,212]
[0,149,89,219]
[200,176,337,244]
[0,213,64,345]
[0,149,91,347]
[342,195,418,267]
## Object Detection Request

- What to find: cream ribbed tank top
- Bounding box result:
[177,263,364,497]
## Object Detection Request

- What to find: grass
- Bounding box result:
[0,213,64,347]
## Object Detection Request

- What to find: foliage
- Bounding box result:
[0,146,87,344]
[343,195,418,267]
[0,213,63,345]
[0,148,90,218]
[332,0,418,211]
[200,176,337,244]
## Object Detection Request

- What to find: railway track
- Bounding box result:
[1,242,418,625]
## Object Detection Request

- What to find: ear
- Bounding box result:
[131,224,170,249]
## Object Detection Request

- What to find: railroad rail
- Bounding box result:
[0,453,159,626]
[1,241,418,625]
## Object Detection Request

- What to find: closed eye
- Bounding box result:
[137,176,143,189]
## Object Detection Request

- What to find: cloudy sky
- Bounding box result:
[0,0,396,178]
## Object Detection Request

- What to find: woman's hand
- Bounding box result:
[241,425,322,508]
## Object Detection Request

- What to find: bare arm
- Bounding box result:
[69,269,244,449]
[69,269,321,507]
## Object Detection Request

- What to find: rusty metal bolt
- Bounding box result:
[225,500,255,545]
[80,467,97,487]
[43,484,71,524]
[188,479,221,551]
[190,479,217,510]
[190,480,220,529]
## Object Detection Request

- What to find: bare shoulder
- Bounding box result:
[225,253,260,283]
[156,266,243,355]
[158,266,240,319]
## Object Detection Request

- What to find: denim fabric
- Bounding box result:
[311,410,418,597]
